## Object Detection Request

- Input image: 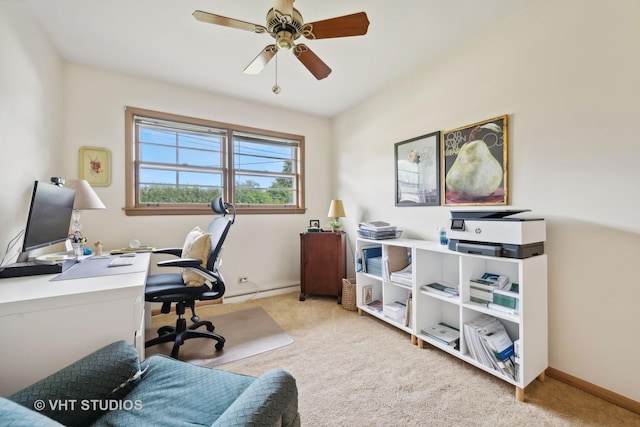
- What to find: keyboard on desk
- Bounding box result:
[108,255,136,267]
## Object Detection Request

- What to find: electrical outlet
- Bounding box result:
[238,277,248,283]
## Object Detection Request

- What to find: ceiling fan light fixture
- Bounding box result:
[276,31,294,50]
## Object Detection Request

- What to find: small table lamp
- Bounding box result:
[65,179,106,242]
[327,199,346,232]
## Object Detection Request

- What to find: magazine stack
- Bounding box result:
[357,221,402,240]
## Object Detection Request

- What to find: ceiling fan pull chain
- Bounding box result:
[272,52,281,94]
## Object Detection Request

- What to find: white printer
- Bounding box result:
[447,209,545,259]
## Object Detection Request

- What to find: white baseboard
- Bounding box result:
[224,284,300,304]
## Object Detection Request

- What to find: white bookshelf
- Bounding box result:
[355,237,547,401]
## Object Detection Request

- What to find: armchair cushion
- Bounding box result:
[181,226,211,286]
[0,397,63,426]
[8,341,142,427]
[212,368,300,427]
[93,354,256,426]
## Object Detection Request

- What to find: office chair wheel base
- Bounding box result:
[190,320,215,332]
[157,326,175,336]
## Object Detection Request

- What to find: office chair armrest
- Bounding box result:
[156,258,203,269]
[152,247,183,257]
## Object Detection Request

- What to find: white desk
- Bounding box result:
[0,253,150,396]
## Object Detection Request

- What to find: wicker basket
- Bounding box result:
[341,278,357,311]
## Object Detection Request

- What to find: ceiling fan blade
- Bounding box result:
[293,44,331,80]
[193,10,268,34]
[244,45,278,75]
[302,12,369,39]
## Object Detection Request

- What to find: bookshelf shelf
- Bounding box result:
[355,237,547,401]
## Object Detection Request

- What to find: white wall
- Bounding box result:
[333,0,640,402]
[60,64,332,296]
[0,2,65,259]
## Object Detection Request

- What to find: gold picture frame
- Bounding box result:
[441,115,508,206]
[78,146,111,186]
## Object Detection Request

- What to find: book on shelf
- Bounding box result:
[491,283,520,311]
[470,287,493,302]
[470,273,511,290]
[361,246,382,275]
[463,314,516,380]
[420,322,460,347]
[422,282,459,297]
[367,300,383,312]
[487,303,518,315]
[463,314,501,367]
[513,339,521,382]
[480,273,510,289]
[481,329,516,380]
[404,293,412,327]
[492,293,518,310]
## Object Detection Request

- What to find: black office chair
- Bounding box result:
[144,197,236,359]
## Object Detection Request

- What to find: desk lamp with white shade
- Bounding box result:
[64,179,106,245]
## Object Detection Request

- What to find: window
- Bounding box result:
[124,107,305,215]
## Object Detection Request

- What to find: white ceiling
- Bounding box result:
[23,0,534,118]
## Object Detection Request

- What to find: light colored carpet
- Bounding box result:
[145,306,293,367]
[151,292,640,427]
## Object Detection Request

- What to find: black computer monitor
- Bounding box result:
[17,181,76,262]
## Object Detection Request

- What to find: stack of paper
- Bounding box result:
[389,264,412,285]
[383,301,406,321]
[358,221,400,240]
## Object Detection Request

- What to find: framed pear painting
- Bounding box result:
[441,115,508,206]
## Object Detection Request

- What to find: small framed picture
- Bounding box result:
[78,146,111,187]
[309,219,320,228]
[363,285,373,305]
[394,131,441,206]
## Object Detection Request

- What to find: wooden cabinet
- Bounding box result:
[300,232,346,302]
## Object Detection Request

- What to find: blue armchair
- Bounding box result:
[1,341,300,427]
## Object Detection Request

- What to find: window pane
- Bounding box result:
[178,147,221,168]
[139,184,222,204]
[179,171,221,187]
[235,174,295,205]
[139,168,176,185]
[179,133,221,150]
[139,168,222,204]
[140,144,176,164]
[140,127,176,146]
[234,140,294,173]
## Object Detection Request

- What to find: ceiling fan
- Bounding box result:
[193,0,370,80]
